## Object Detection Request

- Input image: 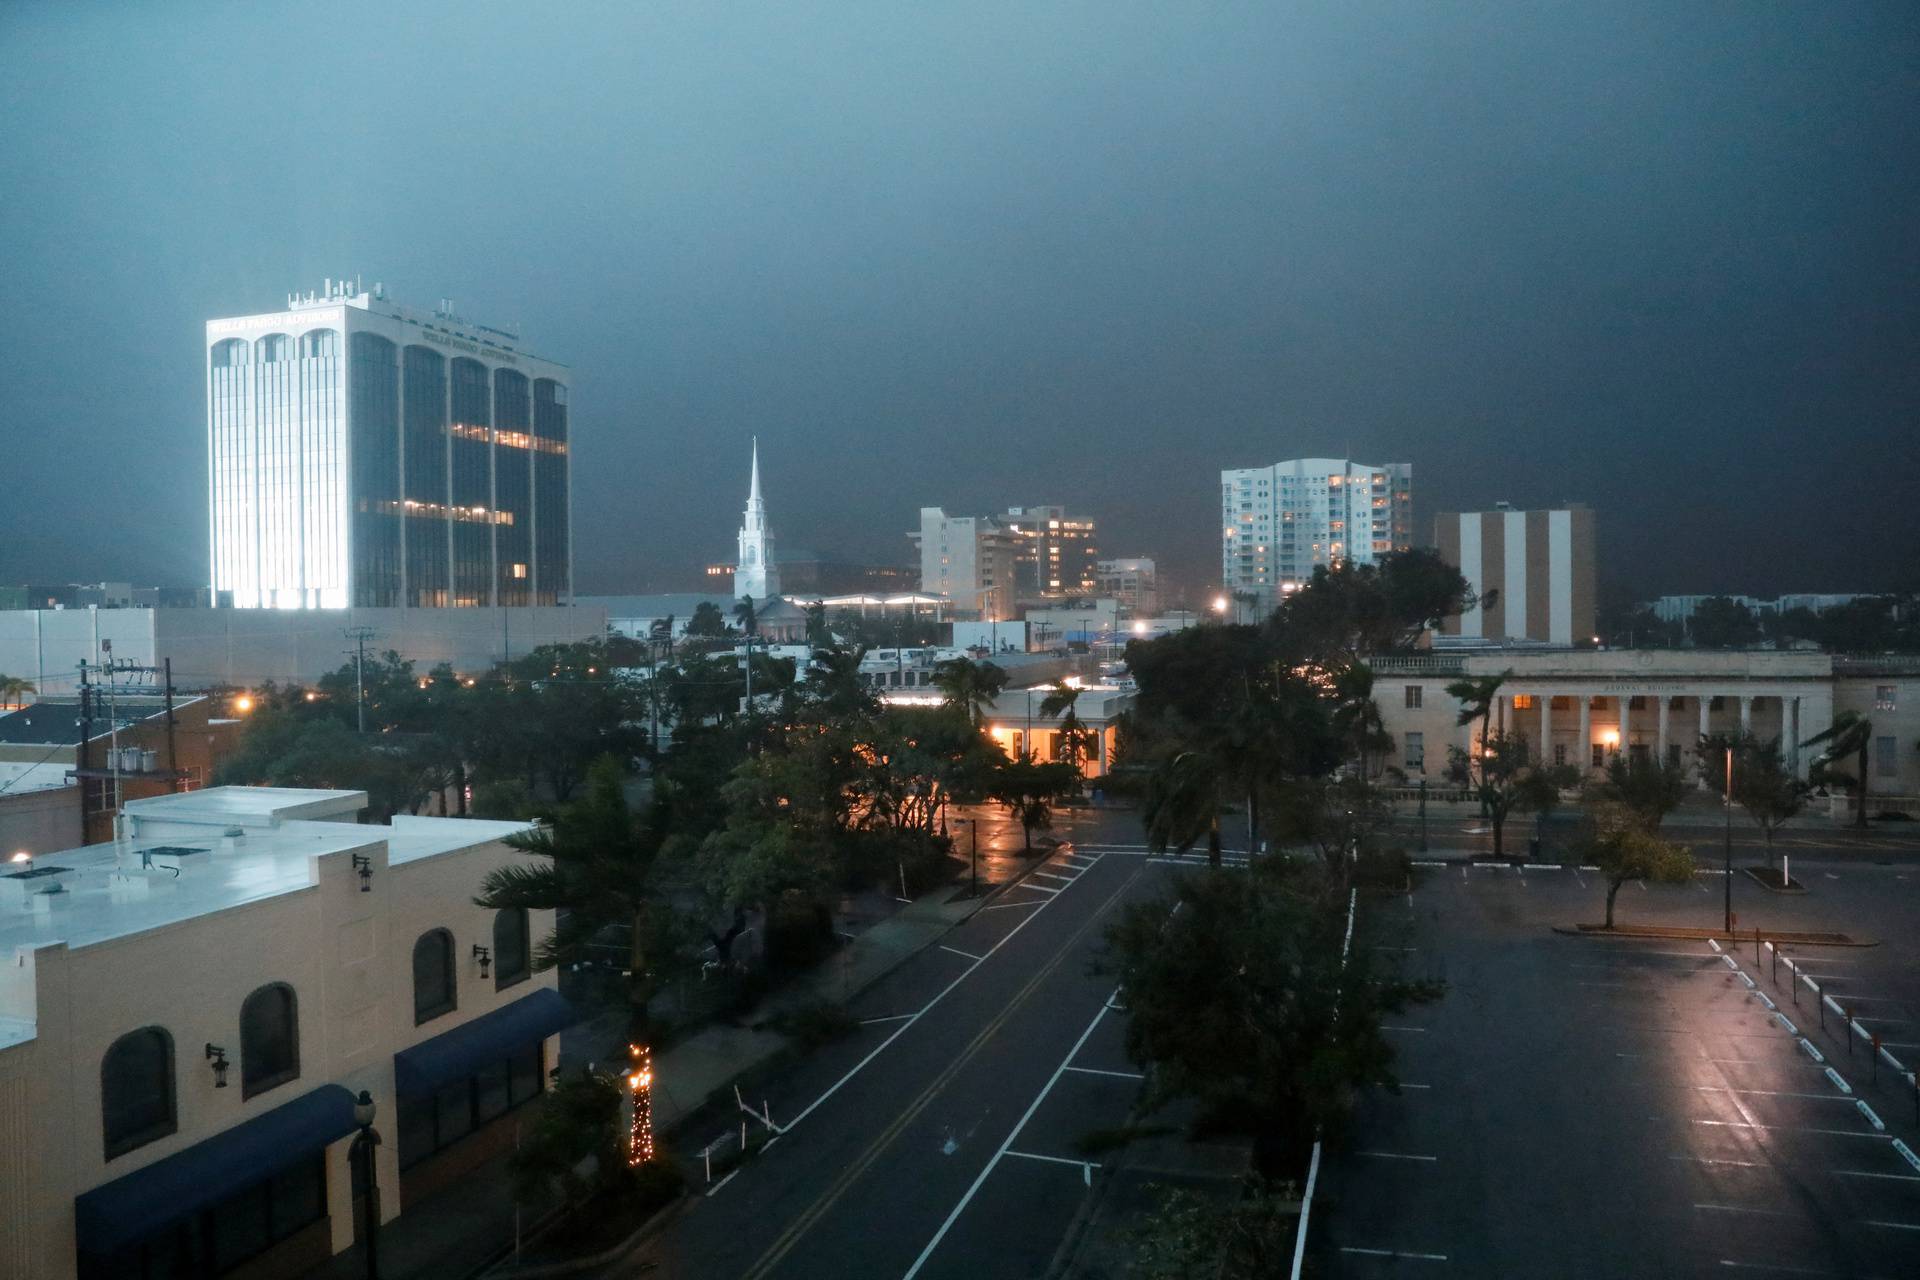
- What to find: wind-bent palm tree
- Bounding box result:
[0,674,33,710]
[1144,748,1231,869]
[1804,711,1874,829]
[1445,672,1507,783]
[1037,680,1097,771]
[1331,663,1393,779]
[733,596,758,636]
[804,645,875,718]
[932,657,1009,728]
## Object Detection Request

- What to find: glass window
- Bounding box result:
[1404,685,1422,709]
[475,1059,511,1124]
[397,1094,436,1171]
[494,909,531,990]
[210,338,249,368]
[413,929,457,1024]
[240,983,299,1098]
[102,1026,176,1159]
[1404,731,1424,771]
[1875,685,1897,711]
[300,328,339,358]
[509,1044,543,1106]
[255,333,290,363]
[435,1079,475,1148]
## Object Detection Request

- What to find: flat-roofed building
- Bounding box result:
[1221,458,1413,612]
[208,280,572,610]
[1434,503,1596,647]
[0,787,568,1280]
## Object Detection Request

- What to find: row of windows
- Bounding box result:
[100,912,530,1164]
[210,331,338,366]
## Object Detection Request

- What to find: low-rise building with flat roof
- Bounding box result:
[0,787,566,1280]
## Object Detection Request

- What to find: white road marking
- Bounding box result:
[940,945,986,961]
[777,854,1103,1136]
[1063,1065,1145,1080]
[1689,1119,1889,1139]
[1862,1220,1920,1232]
[1340,1247,1448,1261]
[1673,1156,1769,1167]
[1381,1025,1428,1033]
[1357,1150,1437,1162]
[902,989,1118,1278]
[1696,1204,1784,1216]
[705,1169,739,1197]
[979,899,1044,911]
[1836,1169,1920,1183]
[1692,1086,1853,1102]
[1020,882,1063,894]
[1030,871,1078,884]
[1003,1149,1100,1178]
[860,1013,916,1025]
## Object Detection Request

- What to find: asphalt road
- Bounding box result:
[1389,813,1920,864]
[605,811,1178,1280]
[1312,866,1920,1277]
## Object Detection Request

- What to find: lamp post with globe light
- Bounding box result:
[351,1090,381,1280]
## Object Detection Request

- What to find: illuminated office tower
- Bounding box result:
[207,279,572,608]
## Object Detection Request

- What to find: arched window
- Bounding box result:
[300,328,339,358]
[211,338,249,368]
[413,929,457,1024]
[255,333,290,363]
[239,982,300,1098]
[493,909,530,990]
[102,1027,176,1159]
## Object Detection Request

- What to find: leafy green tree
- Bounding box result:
[478,756,665,1041]
[1803,710,1875,828]
[1444,730,1558,858]
[1142,748,1233,868]
[1593,753,1690,833]
[508,1070,630,1214]
[988,753,1081,852]
[214,711,441,819]
[1267,550,1475,662]
[1265,774,1395,886]
[1104,860,1439,1173]
[931,657,1008,727]
[1701,732,1809,866]
[1689,596,1761,649]
[1576,806,1696,928]
[686,602,728,637]
[803,602,830,647]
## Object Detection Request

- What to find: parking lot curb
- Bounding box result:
[1551,924,1876,946]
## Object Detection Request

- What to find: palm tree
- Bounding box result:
[1444,672,1507,783]
[1330,663,1393,779]
[477,755,664,1041]
[0,674,33,710]
[1037,680,1097,771]
[1144,748,1232,869]
[804,644,875,718]
[932,657,1009,728]
[1803,710,1874,829]
[733,596,758,636]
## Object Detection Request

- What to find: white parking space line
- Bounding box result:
[1020,882,1062,894]
[1357,1150,1437,1162]
[1030,871,1078,884]
[1688,1119,1890,1140]
[979,899,1045,911]
[1062,1065,1144,1080]
[939,945,985,961]
[1695,1204,1785,1216]
[1340,1246,1449,1262]
[1863,1220,1920,1232]
[902,988,1118,1278]
[860,1013,916,1025]
[1836,1169,1920,1183]
[1004,1149,1099,1184]
[1692,1087,1854,1102]
[1381,1025,1428,1033]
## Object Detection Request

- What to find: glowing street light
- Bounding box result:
[234,694,254,714]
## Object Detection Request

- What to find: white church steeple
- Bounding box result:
[734,438,779,600]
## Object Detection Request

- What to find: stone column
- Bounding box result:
[1657,695,1670,767]
[1739,695,1753,736]
[1539,695,1552,765]
[1789,697,1801,776]
[1577,693,1592,775]
[1696,696,1713,786]
[1618,695,1632,760]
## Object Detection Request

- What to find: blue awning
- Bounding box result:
[75,1084,357,1255]
[393,987,575,1099]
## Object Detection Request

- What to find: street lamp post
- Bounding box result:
[1723,745,1734,934]
[1418,779,1428,854]
[352,1090,381,1280]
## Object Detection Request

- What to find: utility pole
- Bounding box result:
[163,658,178,793]
[76,660,92,834]
[345,627,375,733]
[1723,744,1734,934]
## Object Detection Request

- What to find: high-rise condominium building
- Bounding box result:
[910,508,1020,620]
[207,280,572,609]
[1001,506,1099,598]
[1220,458,1413,610]
[1435,503,1595,647]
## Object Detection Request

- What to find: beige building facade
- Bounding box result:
[1370,651,1919,808]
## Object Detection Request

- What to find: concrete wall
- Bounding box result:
[0,783,83,858]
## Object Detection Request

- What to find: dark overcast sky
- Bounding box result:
[3,1,1916,603]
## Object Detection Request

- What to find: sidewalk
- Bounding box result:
[303,874,1011,1279]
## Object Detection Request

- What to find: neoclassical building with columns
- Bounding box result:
[1369,650,1918,804]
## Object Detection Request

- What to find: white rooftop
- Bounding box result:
[0,789,534,1049]
[0,761,75,799]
